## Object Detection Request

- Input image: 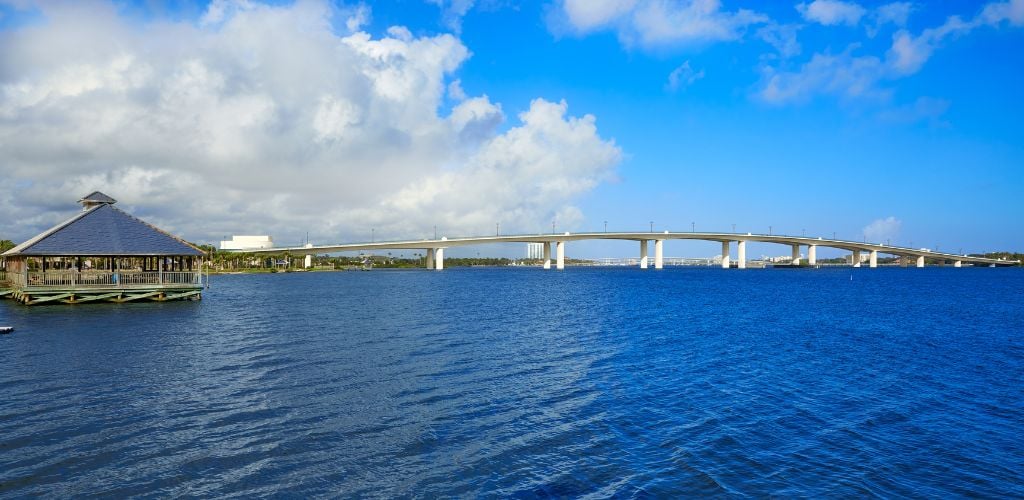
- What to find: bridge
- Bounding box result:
[227,232,1018,270]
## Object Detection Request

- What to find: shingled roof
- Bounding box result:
[3,201,204,257]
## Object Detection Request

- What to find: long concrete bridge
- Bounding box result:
[228,232,1018,270]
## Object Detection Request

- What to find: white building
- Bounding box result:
[526,242,544,259]
[220,235,274,250]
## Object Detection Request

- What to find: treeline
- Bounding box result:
[970,252,1024,265]
[195,246,528,271]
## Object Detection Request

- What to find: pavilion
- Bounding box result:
[0,192,206,305]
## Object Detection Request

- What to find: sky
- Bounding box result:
[1,0,1022,259]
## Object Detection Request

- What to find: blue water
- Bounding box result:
[1,267,1022,497]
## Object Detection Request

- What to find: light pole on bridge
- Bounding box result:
[371,228,374,243]
[732,223,736,233]
[691,221,695,233]
[650,221,654,232]
[496,223,500,236]
[769,225,772,235]
[604,221,607,233]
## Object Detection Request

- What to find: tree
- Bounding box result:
[0,239,15,253]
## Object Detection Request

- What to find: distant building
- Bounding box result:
[1,192,205,305]
[526,242,544,259]
[220,235,274,250]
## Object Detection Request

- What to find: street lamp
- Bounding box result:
[604,221,607,233]
[371,228,374,243]
[802,228,805,237]
[691,222,695,233]
[833,231,836,240]
[433,225,437,240]
[650,221,654,232]
[732,223,736,233]
[552,220,556,234]
[496,222,500,236]
[769,225,772,235]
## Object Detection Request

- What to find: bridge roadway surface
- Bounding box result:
[228,232,1018,270]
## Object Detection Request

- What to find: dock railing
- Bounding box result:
[15,271,201,289]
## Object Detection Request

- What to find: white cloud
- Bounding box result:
[0,1,621,245]
[427,0,476,32]
[757,22,802,58]
[758,0,1024,104]
[862,216,902,243]
[554,0,767,48]
[665,61,705,91]
[797,0,866,26]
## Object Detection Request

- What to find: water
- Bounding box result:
[1,267,1022,497]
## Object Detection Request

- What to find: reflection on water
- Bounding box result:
[1,268,1022,496]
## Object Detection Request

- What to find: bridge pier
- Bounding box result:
[721,241,730,269]
[954,260,962,268]
[640,240,648,269]
[435,247,444,270]
[425,248,434,269]
[791,244,801,265]
[808,244,817,266]
[655,240,664,269]
[737,240,746,269]
[304,243,314,268]
[543,242,551,270]
[869,250,878,268]
[852,250,861,267]
[556,241,565,270]
[916,255,925,268]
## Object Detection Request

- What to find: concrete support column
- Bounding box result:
[916,255,925,268]
[304,243,313,268]
[853,250,861,268]
[721,241,731,269]
[543,242,551,270]
[425,248,434,269]
[655,240,664,269]
[869,250,878,268]
[737,240,746,269]
[435,237,447,270]
[556,241,565,270]
[791,244,801,265]
[808,245,817,266]
[640,240,649,269]
[954,260,962,268]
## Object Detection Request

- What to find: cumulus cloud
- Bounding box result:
[0,1,621,245]
[758,0,1024,104]
[553,0,768,48]
[862,216,902,243]
[665,61,705,91]
[797,0,866,27]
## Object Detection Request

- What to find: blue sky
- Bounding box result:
[0,0,1021,258]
